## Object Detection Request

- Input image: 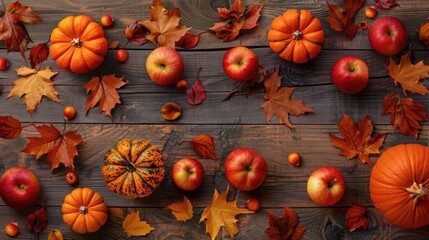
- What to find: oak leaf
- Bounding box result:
[199,187,253,240]
[0,1,42,58]
[22,124,83,170]
[0,116,22,139]
[382,92,428,138]
[261,67,314,128]
[181,133,217,160]
[175,33,200,49]
[83,74,128,118]
[140,0,190,48]
[385,51,429,95]
[329,114,386,166]
[209,0,265,41]
[29,42,49,68]
[265,207,307,240]
[122,211,154,237]
[345,204,368,232]
[326,0,367,39]
[186,68,206,106]
[165,196,194,222]
[375,0,400,10]
[7,67,59,115]
[25,206,47,235]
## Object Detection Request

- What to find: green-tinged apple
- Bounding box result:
[331,56,369,94]
[222,46,259,82]
[307,166,345,206]
[172,158,205,191]
[146,46,184,86]
[225,148,267,191]
[0,166,41,209]
[368,17,408,56]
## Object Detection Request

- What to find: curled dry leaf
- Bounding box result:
[186,68,206,106]
[160,102,181,121]
[180,133,217,160]
[385,51,429,95]
[47,229,64,240]
[29,43,49,68]
[345,204,369,232]
[7,67,59,116]
[165,195,194,222]
[122,211,155,237]
[0,115,22,139]
[375,0,400,10]
[329,114,386,166]
[326,0,367,40]
[25,206,47,235]
[382,92,428,138]
[124,22,149,45]
[265,207,307,240]
[175,33,200,49]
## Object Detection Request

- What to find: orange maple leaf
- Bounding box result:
[265,207,307,240]
[329,114,386,166]
[261,67,314,128]
[209,0,265,42]
[326,0,367,40]
[199,187,253,240]
[0,116,22,139]
[140,0,190,48]
[345,204,368,232]
[122,211,154,237]
[83,74,128,118]
[165,196,194,222]
[385,51,429,95]
[7,67,59,115]
[382,92,428,138]
[0,1,42,58]
[22,124,83,170]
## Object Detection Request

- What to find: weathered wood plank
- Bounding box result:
[1,206,428,240]
[0,124,427,209]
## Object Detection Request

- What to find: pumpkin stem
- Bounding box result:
[71,38,83,48]
[405,182,427,203]
[79,206,88,214]
[292,31,303,40]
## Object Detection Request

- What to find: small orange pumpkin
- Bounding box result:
[268,9,325,63]
[62,188,108,234]
[101,139,165,198]
[50,15,108,74]
[419,20,429,46]
[370,144,429,229]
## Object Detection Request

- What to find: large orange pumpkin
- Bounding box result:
[50,15,108,74]
[102,139,165,198]
[62,188,108,234]
[268,9,325,63]
[370,144,429,229]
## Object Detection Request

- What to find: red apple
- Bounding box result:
[224,148,267,191]
[368,17,408,56]
[146,46,184,86]
[331,56,369,94]
[307,166,345,206]
[222,46,259,82]
[172,158,205,191]
[0,166,41,209]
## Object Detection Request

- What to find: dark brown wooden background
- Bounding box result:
[0,0,428,239]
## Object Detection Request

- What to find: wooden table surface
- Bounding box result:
[1,0,429,239]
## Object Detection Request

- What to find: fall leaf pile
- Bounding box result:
[0,0,428,239]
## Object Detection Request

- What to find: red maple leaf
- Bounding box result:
[0,115,22,139]
[22,124,83,170]
[326,0,367,39]
[28,42,49,68]
[265,207,307,240]
[345,204,368,232]
[382,92,428,138]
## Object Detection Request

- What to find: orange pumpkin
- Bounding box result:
[419,20,429,46]
[370,144,429,229]
[268,9,325,63]
[62,188,108,234]
[50,15,108,74]
[101,139,165,198]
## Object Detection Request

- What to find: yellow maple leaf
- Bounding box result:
[386,51,429,95]
[122,211,154,237]
[140,0,190,48]
[165,195,194,222]
[199,187,253,240]
[7,67,59,115]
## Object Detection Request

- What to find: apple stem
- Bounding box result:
[328,178,336,188]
